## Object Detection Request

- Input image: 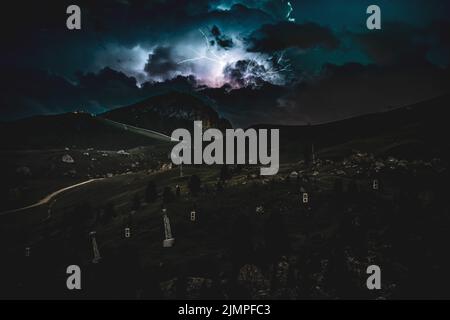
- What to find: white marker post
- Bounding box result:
[256,205,264,215]
[303,193,309,203]
[162,209,175,247]
[301,187,309,204]
[190,210,196,222]
[89,231,102,263]
[372,179,379,190]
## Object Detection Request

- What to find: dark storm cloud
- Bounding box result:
[77,67,143,107]
[2,0,450,126]
[211,25,234,49]
[0,66,200,121]
[0,67,119,121]
[201,81,289,126]
[78,67,138,89]
[209,0,291,20]
[82,0,272,44]
[205,3,275,28]
[141,74,198,91]
[144,46,180,78]
[0,67,151,121]
[202,60,450,127]
[0,68,89,120]
[2,58,450,127]
[223,60,267,87]
[352,22,431,66]
[247,22,340,53]
[1,0,274,78]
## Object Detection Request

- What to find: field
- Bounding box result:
[1,147,449,299]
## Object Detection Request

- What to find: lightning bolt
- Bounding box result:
[286,1,295,22]
[178,29,227,66]
[177,29,292,87]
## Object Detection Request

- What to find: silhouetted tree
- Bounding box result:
[334,178,344,194]
[264,212,289,260]
[102,202,116,224]
[220,164,231,182]
[303,143,313,166]
[230,214,253,275]
[347,180,359,195]
[332,178,345,213]
[163,186,175,204]
[132,193,141,211]
[216,181,224,193]
[72,202,93,230]
[188,174,201,196]
[145,181,158,203]
[64,202,93,255]
[126,213,133,228]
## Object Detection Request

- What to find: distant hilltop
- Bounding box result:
[0,91,232,150]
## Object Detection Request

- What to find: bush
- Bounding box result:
[101,202,116,224]
[163,186,175,204]
[146,181,158,203]
[220,165,231,182]
[132,193,141,211]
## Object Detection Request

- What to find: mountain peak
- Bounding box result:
[102,91,231,134]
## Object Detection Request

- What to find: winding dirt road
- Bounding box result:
[0,178,102,216]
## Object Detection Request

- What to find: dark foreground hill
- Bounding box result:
[254,94,450,161]
[0,112,157,150]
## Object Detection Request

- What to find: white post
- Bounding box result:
[373,179,379,190]
[302,192,309,203]
[301,187,309,203]
[162,208,175,247]
[90,231,102,263]
[190,210,196,221]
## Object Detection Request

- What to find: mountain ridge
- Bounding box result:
[1,93,449,157]
[0,91,230,150]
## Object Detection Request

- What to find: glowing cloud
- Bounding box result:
[175,29,291,88]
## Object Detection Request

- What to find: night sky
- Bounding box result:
[1,0,450,126]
